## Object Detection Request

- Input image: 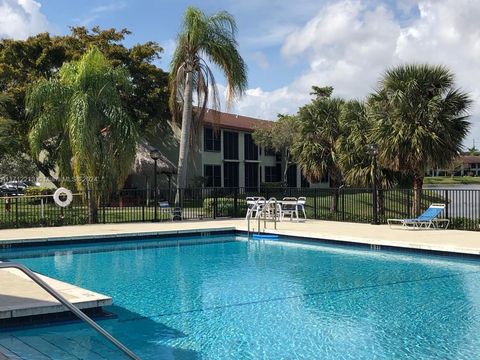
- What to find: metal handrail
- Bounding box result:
[0,262,140,360]
[261,197,278,232]
[246,197,278,236]
[246,197,265,236]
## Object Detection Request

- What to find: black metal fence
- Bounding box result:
[0,187,479,231]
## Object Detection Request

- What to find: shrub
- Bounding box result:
[24,186,55,196]
[203,197,247,217]
[23,186,55,204]
[448,217,480,231]
[260,182,283,189]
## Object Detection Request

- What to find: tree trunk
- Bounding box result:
[281,149,288,187]
[378,188,385,217]
[175,70,194,207]
[330,178,340,213]
[412,175,423,216]
[36,161,60,187]
[87,186,98,224]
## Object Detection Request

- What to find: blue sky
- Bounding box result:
[1,0,479,147]
[39,0,314,91]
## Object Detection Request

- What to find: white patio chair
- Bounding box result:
[297,197,307,220]
[281,197,299,222]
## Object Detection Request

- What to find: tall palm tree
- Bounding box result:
[170,6,247,206]
[27,47,138,222]
[337,100,397,217]
[292,91,345,212]
[369,64,471,214]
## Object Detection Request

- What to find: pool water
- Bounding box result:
[2,234,480,359]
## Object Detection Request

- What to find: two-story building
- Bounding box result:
[426,155,480,177]
[127,109,329,189]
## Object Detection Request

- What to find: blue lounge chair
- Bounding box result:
[387,203,449,229]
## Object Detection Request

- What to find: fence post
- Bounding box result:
[444,189,449,219]
[15,197,19,228]
[142,191,145,222]
[314,188,317,219]
[407,189,411,218]
[233,188,238,217]
[341,188,345,222]
[213,190,217,219]
[102,193,106,224]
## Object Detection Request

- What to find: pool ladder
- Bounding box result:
[246,197,278,238]
[0,262,140,360]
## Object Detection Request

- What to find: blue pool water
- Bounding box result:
[2,234,480,359]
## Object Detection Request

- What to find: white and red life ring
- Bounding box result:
[53,187,73,207]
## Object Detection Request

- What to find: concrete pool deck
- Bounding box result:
[0,267,112,320]
[0,219,478,323]
[0,218,478,255]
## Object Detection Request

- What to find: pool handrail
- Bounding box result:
[0,262,140,360]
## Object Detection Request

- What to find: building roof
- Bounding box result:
[460,155,480,164]
[131,139,176,174]
[201,109,273,132]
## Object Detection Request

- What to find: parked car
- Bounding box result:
[0,181,37,195]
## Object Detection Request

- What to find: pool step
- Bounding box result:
[0,333,121,360]
[0,268,112,322]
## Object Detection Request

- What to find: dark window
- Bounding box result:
[245,163,259,189]
[287,164,297,187]
[223,162,239,187]
[244,133,258,160]
[265,165,281,182]
[301,172,310,188]
[275,152,282,162]
[223,131,238,160]
[204,165,221,187]
[204,127,220,152]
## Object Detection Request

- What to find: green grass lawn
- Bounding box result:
[424,176,480,185]
[1,189,475,230]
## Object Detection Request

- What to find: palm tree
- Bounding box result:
[337,100,397,217]
[369,64,471,214]
[292,89,345,212]
[169,6,247,206]
[27,47,138,222]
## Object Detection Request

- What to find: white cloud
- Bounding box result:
[0,0,48,39]
[91,1,127,14]
[75,1,128,27]
[250,51,270,70]
[232,0,480,144]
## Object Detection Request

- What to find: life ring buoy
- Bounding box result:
[53,187,73,207]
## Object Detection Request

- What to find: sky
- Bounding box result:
[1,0,479,148]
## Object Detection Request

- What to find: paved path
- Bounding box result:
[0,219,479,255]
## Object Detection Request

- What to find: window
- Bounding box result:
[204,127,220,152]
[287,164,297,187]
[301,173,310,188]
[265,165,281,183]
[223,131,238,160]
[244,133,258,160]
[204,165,221,187]
[223,162,239,187]
[245,163,259,189]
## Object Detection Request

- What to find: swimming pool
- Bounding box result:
[1,232,480,359]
